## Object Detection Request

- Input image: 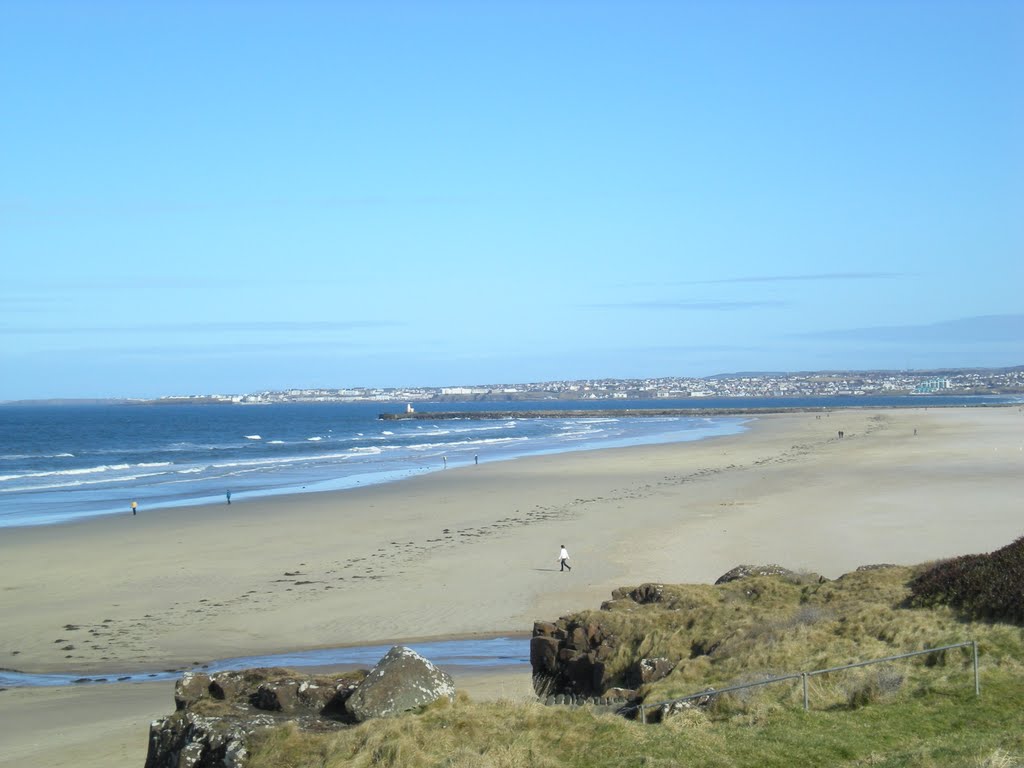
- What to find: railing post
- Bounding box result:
[973,641,980,696]
[802,673,808,711]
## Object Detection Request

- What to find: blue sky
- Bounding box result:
[2,1,1021,400]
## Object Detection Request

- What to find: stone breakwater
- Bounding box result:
[379,408,821,421]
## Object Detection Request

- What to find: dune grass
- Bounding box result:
[245,564,1024,767]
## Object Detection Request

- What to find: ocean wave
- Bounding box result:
[406,436,528,452]
[0,451,76,461]
[268,440,285,444]
[245,435,262,440]
[307,436,323,441]
[207,452,358,471]
[1,469,177,493]
[347,446,383,455]
[0,463,132,482]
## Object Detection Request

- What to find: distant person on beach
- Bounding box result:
[443,456,447,468]
[558,545,572,572]
[131,500,138,516]
[474,455,478,465]
[226,490,232,505]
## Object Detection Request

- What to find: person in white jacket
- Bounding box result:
[558,545,571,572]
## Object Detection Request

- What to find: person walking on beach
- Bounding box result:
[131,500,138,516]
[558,544,572,572]
[226,489,232,505]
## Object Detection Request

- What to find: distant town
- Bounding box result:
[157,367,1024,405]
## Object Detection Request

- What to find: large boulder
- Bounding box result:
[345,646,456,722]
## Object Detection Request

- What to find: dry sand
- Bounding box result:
[2,406,1022,766]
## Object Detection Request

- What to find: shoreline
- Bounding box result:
[0,408,753,530]
[3,405,1023,678]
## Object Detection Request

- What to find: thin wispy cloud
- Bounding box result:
[0,295,67,310]
[0,195,466,218]
[0,320,401,335]
[680,272,904,285]
[796,314,1024,344]
[586,299,789,311]
[6,338,397,360]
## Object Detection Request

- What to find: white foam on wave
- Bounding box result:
[406,436,528,452]
[1,452,76,461]
[0,463,132,482]
[1,468,177,493]
[245,435,262,440]
[268,440,285,445]
[208,451,358,471]
[307,436,323,441]
[381,431,394,436]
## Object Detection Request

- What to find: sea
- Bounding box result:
[0,395,1012,529]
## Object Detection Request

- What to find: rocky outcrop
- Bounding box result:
[531,583,685,700]
[148,668,363,768]
[148,648,456,767]
[714,564,828,585]
[531,618,619,699]
[346,646,456,722]
[714,564,796,584]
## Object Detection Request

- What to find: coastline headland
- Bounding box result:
[377,403,1012,420]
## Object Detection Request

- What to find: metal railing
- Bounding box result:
[631,641,979,722]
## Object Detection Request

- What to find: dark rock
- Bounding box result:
[252,680,300,712]
[530,616,620,698]
[639,657,674,684]
[530,636,560,675]
[533,621,559,637]
[628,583,664,604]
[145,710,275,768]
[345,646,455,722]
[635,657,675,686]
[208,671,243,700]
[568,626,589,651]
[148,665,393,767]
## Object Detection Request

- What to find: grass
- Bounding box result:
[246,676,1024,768]
[243,563,1024,767]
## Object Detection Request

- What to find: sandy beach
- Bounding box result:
[2,406,1023,766]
